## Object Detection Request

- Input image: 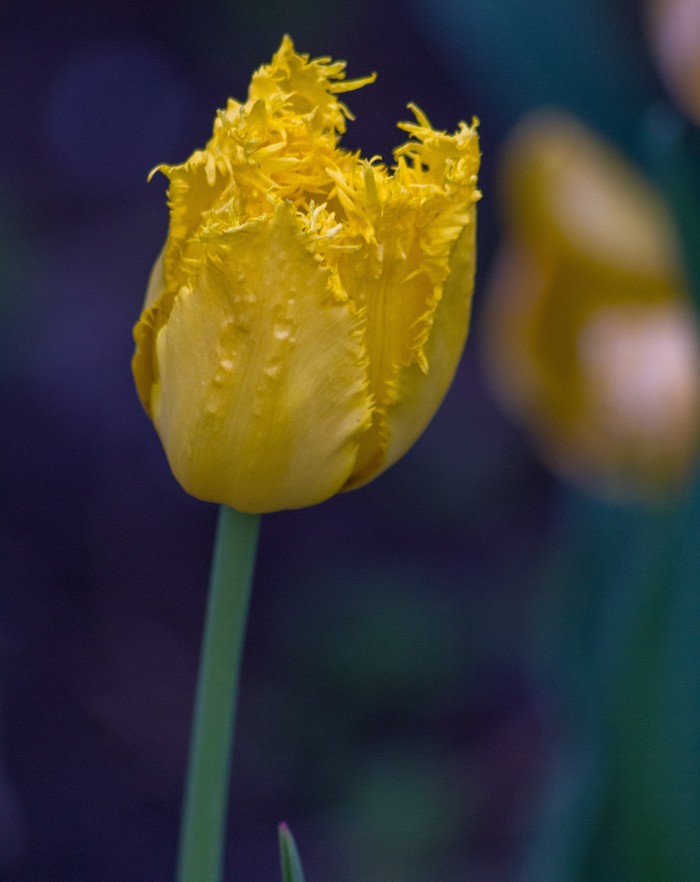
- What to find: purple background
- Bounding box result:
[1,1,681,881]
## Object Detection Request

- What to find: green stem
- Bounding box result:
[177,505,262,882]
[642,104,700,308]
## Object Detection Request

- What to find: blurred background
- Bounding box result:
[2,0,700,880]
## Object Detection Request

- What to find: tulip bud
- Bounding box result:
[481,112,700,500]
[132,36,480,513]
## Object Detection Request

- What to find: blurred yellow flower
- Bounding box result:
[481,112,700,499]
[132,36,480,513]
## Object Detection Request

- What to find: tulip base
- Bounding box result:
[177,505,261,882]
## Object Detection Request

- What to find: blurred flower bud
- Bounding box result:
[481,111,700,499]
[646,0,700,126]
[133,37,480,513]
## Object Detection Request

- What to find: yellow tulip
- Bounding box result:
[133,36,480,513]
[481,112,700,500]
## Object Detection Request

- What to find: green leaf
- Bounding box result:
[279,823,307,882]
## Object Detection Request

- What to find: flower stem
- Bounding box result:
[642,104,700,306]
[177,506,262,882]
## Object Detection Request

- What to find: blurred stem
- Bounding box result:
[642,104,700,306]
[177,506,261,882]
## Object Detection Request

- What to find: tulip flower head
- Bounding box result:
[133,37,480,513]
[482,112,700,500]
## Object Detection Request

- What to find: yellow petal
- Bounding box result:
[154,154,230,293]
[132,248,165,413]
[378,209,478,477]
[148,204,373,513]
[500,112,680,279]
[323,115,479,488]
[342,205,478,490]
